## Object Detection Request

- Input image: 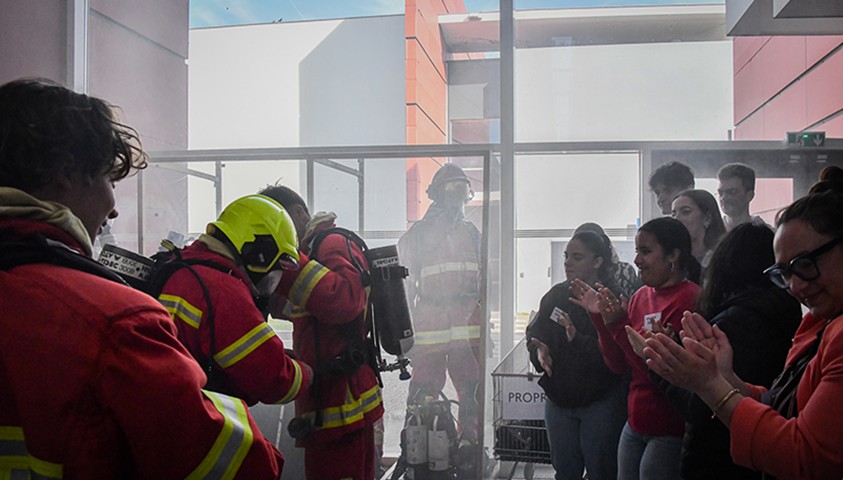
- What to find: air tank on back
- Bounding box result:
[364,244,414,379]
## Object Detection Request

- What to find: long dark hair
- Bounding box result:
[638,217,701,284]
[697,223,775,318]
[570,230,616,287]
[675,189,727,251]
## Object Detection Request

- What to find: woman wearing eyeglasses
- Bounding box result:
[643,182,843,479]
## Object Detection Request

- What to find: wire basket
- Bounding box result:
[491,337,551,465]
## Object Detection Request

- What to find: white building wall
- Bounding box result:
[516,41,734,142]
[187,15,406,234]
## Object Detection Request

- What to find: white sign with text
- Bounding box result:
[500,376,547,420]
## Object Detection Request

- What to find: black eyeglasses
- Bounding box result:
[764,236,843,289]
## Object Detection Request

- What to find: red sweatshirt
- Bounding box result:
[591,280,699,437]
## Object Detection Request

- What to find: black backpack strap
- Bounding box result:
[148,248,239,385]
[301,227,381,429]
[0,234,128,286]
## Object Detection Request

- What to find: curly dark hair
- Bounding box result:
[0,78,147,193]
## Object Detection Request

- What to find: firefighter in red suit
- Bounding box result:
[0,78,283,478]
[398,163,484,471]
[261,185,384,480]
[158,194,313,407]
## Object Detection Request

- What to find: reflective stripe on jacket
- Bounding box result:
[398,217,482,335]
[159,240,310,407]
[273,231,384,445]
[414,325,482,345]
[0,219,283,479]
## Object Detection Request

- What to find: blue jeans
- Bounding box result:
[617,422,682,480]
[544,381,627,480]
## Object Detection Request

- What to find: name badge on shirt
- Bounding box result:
[550,307,564,324]
[643,312,662,332]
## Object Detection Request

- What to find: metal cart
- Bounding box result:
[492,337,551,480]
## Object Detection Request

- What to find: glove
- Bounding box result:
[302,211,337,246]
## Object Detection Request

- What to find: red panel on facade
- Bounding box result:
[805,49,843,127]
[405,0,467,220]
[734,36,806,123]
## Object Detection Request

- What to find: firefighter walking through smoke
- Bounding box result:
[261,185,385,480]
[398,163,485,478]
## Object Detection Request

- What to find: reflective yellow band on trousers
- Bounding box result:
[0,426,63,479]
[299,385,382,429]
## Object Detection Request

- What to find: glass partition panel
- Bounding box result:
[146,148,495,478]
[514,152,640,320]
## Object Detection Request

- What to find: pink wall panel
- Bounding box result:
[817,113,843,138]
[762,81,807,140]
[806,36,843,67]
[805,50,843,126]
[734,36,806,123]
[733,36,769,74]
[752,178,793,226]
[734,108,765,140]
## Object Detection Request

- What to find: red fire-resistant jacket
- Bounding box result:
[272,230,384,445]
[398,213,483,349]
[0,218,282,479]
[158,237,310,406]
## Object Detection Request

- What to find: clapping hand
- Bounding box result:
[530,338,553,377]
[625,326,650,358]
[570,280,628,325]
[643,332,720,393]
[680,311,735,381]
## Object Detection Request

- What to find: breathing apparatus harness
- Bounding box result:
[287,227,414,439]
[95,232,278,390]
[0,232,127,284]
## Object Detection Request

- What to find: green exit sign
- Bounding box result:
[786,131,825,147]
